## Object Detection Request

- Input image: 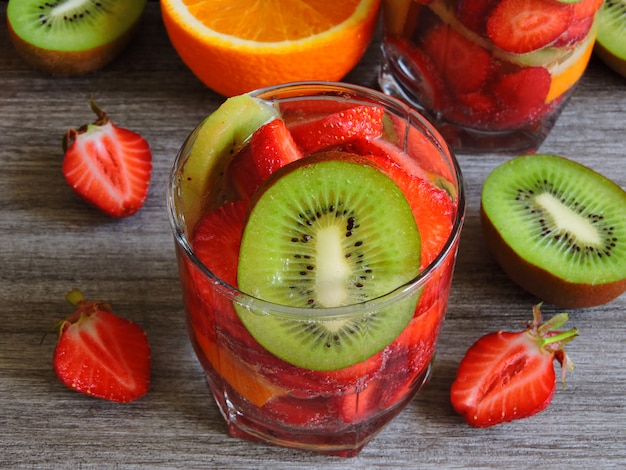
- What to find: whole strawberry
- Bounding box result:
[52,289,151,403]
[62,98,152,218]
[450,304,578,428]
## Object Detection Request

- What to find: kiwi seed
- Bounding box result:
[235,153,422,371]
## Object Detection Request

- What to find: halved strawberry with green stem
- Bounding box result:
[450,303,578,428]
[52,289,151,403]
[62,98,152,218]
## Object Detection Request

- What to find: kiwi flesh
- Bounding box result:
[176,93,278,230]
[481,154,626,308]
[594,0,626,78]
[236,152,422,371]
[7,0,147,75]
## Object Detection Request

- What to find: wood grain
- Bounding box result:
[1,3,625,468]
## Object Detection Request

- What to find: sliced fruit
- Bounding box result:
[188,200,252,343]
[486,0,574,53]
[492,66,552,128]
[192,200,247,286]
[176,93,278,229]
[62,98,152,218]
[7,0,146,75]
[193,329,287,408]
[546,27,596,102]
[481,154,626,308]
[594,0,626,78]
[229,119,302,198]
[250,119,303,176]
[289,105,385,154]
[422,24,492,95]
[456,0,499,35]
[450,304,577,428]
[160,0,381,96]
[236,153,421,371]
[52,289,151,403]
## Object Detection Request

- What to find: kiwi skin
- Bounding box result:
[7,1,147,76]
[481,206,626,308]
[594,0,626,78]
[594,42,626,79]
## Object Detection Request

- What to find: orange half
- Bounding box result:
[161,0,381,96]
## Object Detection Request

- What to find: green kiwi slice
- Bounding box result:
[7,0,147,75]
[176,94,278,230]
[594,0,626,78]
[481,154,626,308]
[236,153,422,371]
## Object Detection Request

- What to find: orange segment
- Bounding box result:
[194,329,287,407]
[161,0,381,96]
[546,28,596,103]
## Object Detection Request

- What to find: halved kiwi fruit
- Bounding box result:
[594,0,626,78]
[7,0,147,75]
[481,154,626,308]
[235,152,422,371]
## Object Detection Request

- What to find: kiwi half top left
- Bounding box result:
[7,0,147,75]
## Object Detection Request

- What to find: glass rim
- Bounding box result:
[167,81,465,319]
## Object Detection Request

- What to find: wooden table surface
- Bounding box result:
[1,3,625,468]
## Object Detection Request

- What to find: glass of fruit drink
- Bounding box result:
[168,82,464,457]
[379,0,603,153]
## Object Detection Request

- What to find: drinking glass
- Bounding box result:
[168,82,465,457]
[379,0,601,153]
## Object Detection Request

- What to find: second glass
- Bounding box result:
[379,0,602,153]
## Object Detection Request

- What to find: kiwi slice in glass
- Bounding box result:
[481,154,626,308]
[236,153,422,371]
[7,0,147,75]
[594,0,626,78]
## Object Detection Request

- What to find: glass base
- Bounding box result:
[208,362,432,458]
[378,58,565,155]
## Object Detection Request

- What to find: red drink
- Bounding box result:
[379,0,602,153]
[168,83,464,456]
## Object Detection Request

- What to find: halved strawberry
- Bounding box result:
[62,99,152,218]
[52,289,151,403]
[422,24,492,95]
[450,304,578,428]
[486,0,574,53]
[289,105,385,154]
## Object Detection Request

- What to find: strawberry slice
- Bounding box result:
[52,289,151,403]
[250,118,302,178]
[229,119,302,198]
[422,24,492,95]
[62,99,152,218]
[189,200,252,344]
[492,66,552,128]
[289,105,385,154]
[486,0,574,53]
[450,304,578,428]
[456,0,499,35]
